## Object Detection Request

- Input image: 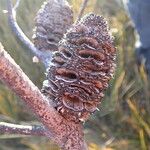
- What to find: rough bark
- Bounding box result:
[0,43,86,150]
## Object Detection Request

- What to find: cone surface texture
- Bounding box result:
[42,13,116,122]
[33,0,73,52]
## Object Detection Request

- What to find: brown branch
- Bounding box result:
[0,43,86,150]
[76,0,89,22]
[0,122,46,136]
[7,0,52,68]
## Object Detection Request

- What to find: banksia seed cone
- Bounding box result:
[33,0,73,52]
[42,13,116,122]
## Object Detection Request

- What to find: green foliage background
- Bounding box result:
[0,0,150,149]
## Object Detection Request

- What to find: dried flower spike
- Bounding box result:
[42,13,116,122]
[33,0,73,52]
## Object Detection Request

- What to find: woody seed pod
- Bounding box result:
[42,13,116,122]
[33,0,73,52]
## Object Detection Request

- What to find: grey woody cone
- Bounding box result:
[33,0,73,52]
[42,13,116,122]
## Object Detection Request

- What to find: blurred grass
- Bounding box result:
[0,0,150,149]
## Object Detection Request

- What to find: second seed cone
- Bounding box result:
[33,0,73,52]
